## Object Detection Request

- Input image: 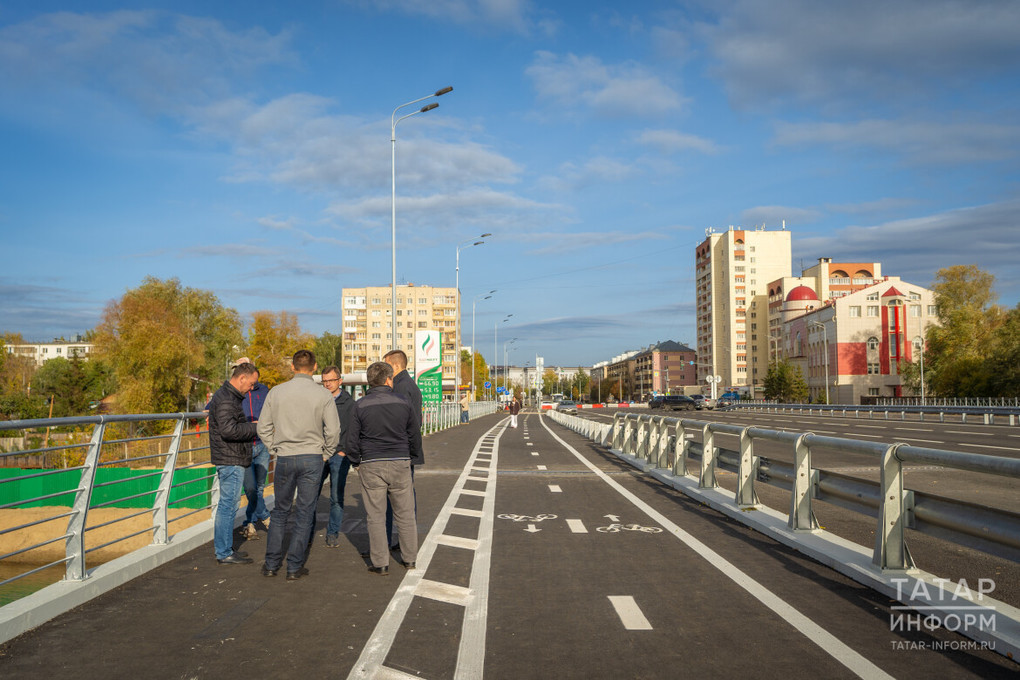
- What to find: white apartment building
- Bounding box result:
[695,226,792,394]
[340,284,459,386]
[4,342,93,367]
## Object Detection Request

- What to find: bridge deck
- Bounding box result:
[1,412,1016,679]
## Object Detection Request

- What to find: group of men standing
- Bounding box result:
[207,349,423,580]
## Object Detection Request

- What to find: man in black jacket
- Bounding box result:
[382,349,424,551]
[207,362,260,564]
[348,361,421,574]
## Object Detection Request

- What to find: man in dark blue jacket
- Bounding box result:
[348,361,421,575]
[207,362,259,564]
[239,363,270,540]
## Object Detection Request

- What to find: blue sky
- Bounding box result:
[1,1,1018,367]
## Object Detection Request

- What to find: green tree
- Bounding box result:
[246,311,314,387]
[571,370,590,402]
[313,331,343,370]
[925,265,1003,397]
[94,277,243,414]
[470,352,489,399]
[987,303,1020,398]
[763,360,809,403]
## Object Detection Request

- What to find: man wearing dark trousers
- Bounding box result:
[382,349,424,553]
[207,362,260,565]
[257,350,340,580]
[347,361,421,575]
[315,365,355,549]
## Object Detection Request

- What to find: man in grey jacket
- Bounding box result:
[257,350,340,580]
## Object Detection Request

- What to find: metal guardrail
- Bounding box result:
[0,400,500,598]
[730,402,1020,426]
[0,413,214,590]
[547,410,1020,570]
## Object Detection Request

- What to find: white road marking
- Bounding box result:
[537,465,547,470]
[945,431,993,436]
[896,437,944,444]
[527,442,533,446]
[540,417,895,680]
[608,596,653,630]
[349,421,505,680]
[437,535,480,551]
[960,442,1020,452]
[417,579,473,606]
[460,489,487,497]
[548,485,562,493]
[566,519,588,533]
[849,434,881,438]
[894,427,933,432]
[854,425,885,429]
[531,452,540,456]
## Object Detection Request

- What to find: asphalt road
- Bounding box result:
[0,411,1016,679]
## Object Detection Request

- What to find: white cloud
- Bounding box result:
[740,205,822,227]
[795,200,1020,296]
[773,119,1020,164]
[635,129,720,155]
[526,51,684,118]
[342,0,537,33]
[700,0,1020,108]
[540,156,642,192]
[825,198,919,215]
[519,229,668,256]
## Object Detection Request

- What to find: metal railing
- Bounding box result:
[731,402,1020,426]
[548,410,1020,570]
[0,413,213,590]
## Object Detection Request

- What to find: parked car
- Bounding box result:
[556,400,577,414]
[648,396,665,409]
[690,394,708,410]
[660,395,697,411]
[716,397,733,408]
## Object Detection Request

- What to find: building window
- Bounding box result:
[868,388,880,396]
[868,363,880,374]
[928,305,937,316]
[867,337,880,350]
[910,305,921,317]
[849,306,861,317]
[867,306,879,317]
[867,293,879,301]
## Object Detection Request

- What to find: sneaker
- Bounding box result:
[325,533,340,548]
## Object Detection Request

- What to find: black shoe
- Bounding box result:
[261,563,278,577]
[401,560,416,570]
[389,542,401,553]
[367,565,389,576]
[359,550,371,558]
[217,552,253,565]
[286,567,310,581]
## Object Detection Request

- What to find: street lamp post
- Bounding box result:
[494,314,512,402]
[455,234,490,410]
[504,338,518,400]
[809,321,830,404]
[391,86,453,350]
[471,290,495,401]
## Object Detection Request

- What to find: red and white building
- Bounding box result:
[778,277,937,403]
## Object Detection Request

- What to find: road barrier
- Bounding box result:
[546,409,1020,660]
[731,402,1020,426]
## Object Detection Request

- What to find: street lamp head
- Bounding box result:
[420,102,438,113]
[473,241,484,246]
[435,86,453,96]
[480,232,492,238]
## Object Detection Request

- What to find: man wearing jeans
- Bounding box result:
[207,362,260,565]
[317,366,355,549]
[257,350,340,580]
[347,361,421,575]
[240,364,271,539]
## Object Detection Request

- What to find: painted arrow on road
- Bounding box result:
[524,524,541,533]
[605,514,620,522]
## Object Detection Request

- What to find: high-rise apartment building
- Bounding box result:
[340,284,459,386]
[695,226,792,393]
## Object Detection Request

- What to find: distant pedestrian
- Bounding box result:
[382,349,424,552]
[347,361,421,575]
[257,350,340,580]
[314,366,355,549]
[459,391,471,423]
[207,362,260,565]
[509,395,521,428]
[239,362,271,540]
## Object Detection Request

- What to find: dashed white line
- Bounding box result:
[436,535,480,551]
[451,507,485,518]
[608,596,653,630]
[959,442,1020,452]
[537,465,547,470]
[945,431,993,436]
[531,452,540,456]
[894,427,933,432]
[417,579,472,606]
[460,489,487,497]
[896,438,944,444]
[548,485,562,493]
[566,519,587,534]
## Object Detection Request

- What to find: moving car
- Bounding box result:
[556,400,578,414]
[660,395,697,411]
[690,394,709,410]
[648,396,665,409]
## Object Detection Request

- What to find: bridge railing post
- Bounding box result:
[65,420,106,581]
[874,443,915,570]
[673,419,688,476]
[152,417,186,545]
[736,427,757,507]
[699,423,717,489]
[788,433,819,532]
